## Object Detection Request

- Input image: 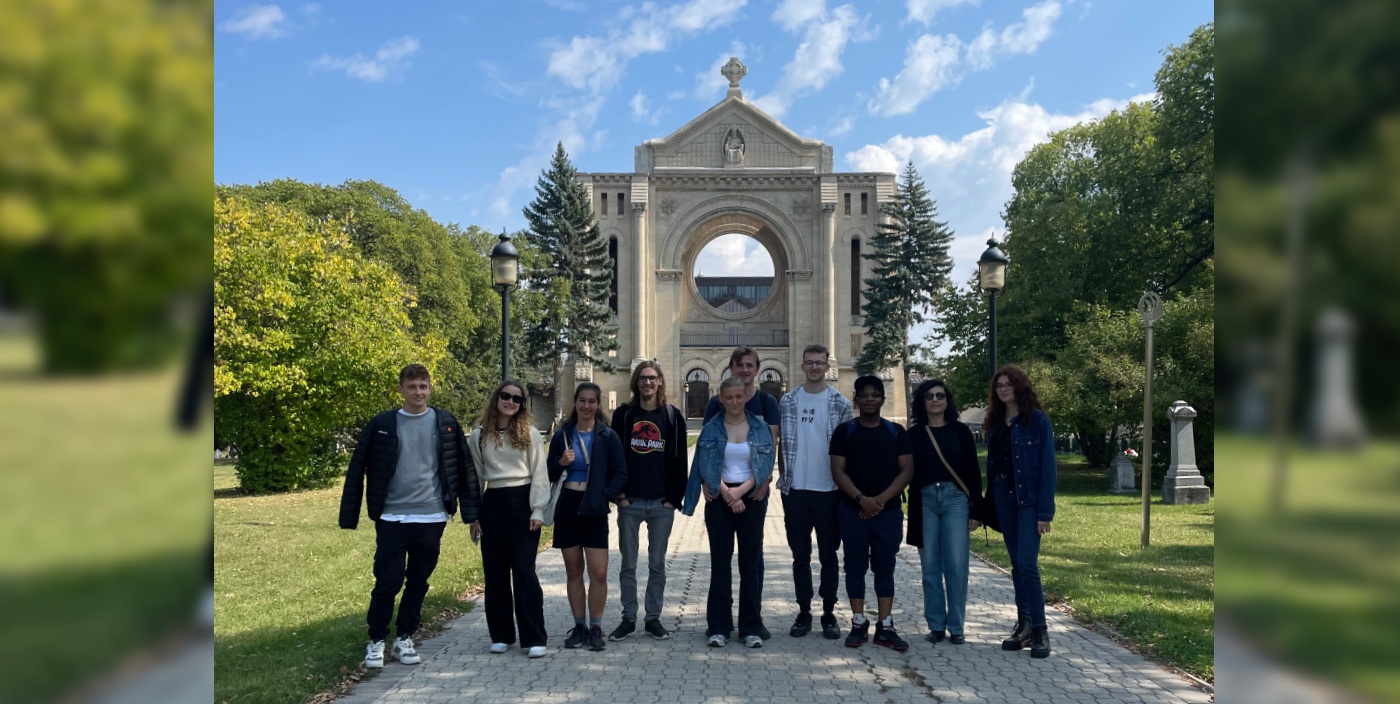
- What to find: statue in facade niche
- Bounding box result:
[724,127,745,165]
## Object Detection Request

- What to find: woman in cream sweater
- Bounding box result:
[468,380,552,658]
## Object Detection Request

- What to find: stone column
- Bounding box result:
[1163,400,1211,504]
[654,269,684,382]
[821,202,838,363]
[1308,308,1366,447]
[631,202,648,366]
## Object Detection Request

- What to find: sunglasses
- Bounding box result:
[498,391,526,404]
[925,392,947,401]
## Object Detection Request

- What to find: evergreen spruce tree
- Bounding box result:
[856,162,955,392]
[521,143,619,379]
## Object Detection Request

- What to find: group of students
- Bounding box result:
[339,345,1057,669]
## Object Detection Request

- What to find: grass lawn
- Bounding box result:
[215,463,528,704]
[0,334,208,702]
[972,452,1214,682]
[1215,433,1400,702]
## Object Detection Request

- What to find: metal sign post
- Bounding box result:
[1138,291,1162,548]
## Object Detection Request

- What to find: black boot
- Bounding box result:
[1001,618,1031,651]
[1030,626,1051,658]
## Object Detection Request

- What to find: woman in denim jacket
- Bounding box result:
[683,376,776,648]
[982,365,1057,659]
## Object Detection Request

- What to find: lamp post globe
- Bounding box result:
[977,238,1010,383]
[491,229,520,380]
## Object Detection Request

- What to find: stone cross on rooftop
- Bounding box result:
[721,57,747,99]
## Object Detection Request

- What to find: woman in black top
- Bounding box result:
[906,379,982,645]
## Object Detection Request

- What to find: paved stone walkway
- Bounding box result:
[342,467,1210,703]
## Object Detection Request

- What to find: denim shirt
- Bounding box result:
[984,408,1058,522]
[682,412,775,516]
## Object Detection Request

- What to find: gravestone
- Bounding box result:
[1163,400,1211,504]
[1308,308,1367,448]
[1108,454,1137,494]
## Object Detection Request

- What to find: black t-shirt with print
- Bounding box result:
[621,404,668,500]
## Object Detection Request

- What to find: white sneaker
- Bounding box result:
[489,642,509,654]
[744,635,763,648]
[707,634,726,647]
[527,646,548,658]
[391,635,421,665]
[364,640,386,668]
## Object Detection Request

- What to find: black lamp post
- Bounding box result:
[490,229,520,381]
[977,238,1010,382]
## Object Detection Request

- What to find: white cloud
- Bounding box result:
[630,90,666,124]
[868,0,1063,116]
[221,5,288,40]
[965,0,1061,69]
[301,3,320,16]
[694,234,775,277]
[311,36,419,83]
[829,116,856,136]
[868,33,962,117]
[547,0,747,94]
[848,92,1151,290]
[749,3,875,118]
[773,0,825,32]
[906,0,980,26]
[487,96,607,217]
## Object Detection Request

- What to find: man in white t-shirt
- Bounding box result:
[777,344,852,639]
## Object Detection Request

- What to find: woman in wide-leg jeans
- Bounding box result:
[906,379,983,644]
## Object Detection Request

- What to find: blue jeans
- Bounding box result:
[616,497,676,622]
[837,501,902,599]
[918,483,970,634]
[992,476,1046,628]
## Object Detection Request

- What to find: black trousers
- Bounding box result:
[367,520,446,642]
[705,495,768,638]
[782,489,841,613]
[480,485,547,647]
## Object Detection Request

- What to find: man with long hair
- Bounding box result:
[606,361,688,641]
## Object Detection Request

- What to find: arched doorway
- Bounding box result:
[684,369,710,419]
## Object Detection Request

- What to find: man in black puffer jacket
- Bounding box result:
[339,364,480,670]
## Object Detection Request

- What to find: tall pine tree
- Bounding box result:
[856,162,955,390]
[521,143,619,379]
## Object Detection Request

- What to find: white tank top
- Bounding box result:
[722,441,753,484]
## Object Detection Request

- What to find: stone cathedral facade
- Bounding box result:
[567,58,905,423]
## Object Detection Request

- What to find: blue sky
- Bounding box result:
[215,0,1211,310]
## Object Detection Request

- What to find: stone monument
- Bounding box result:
[1108,454,1137,494]
[1308,308,1366,448]
[1163,400,1211,504]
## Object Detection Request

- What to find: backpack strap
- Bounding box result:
[845,418,898,440]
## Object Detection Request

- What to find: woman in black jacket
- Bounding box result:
[546,383,627,652]
[906,379,983,645]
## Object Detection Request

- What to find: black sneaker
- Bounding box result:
[948,633,966,645]
[588,625,606,652]
[820,613,841,640]
[873,620,909,652]
[845,619,870,648]
[608,619,635,641]
[643,619,671,640]
[564,625,587,649]
[789,612,812,637]
[925,630,945,643]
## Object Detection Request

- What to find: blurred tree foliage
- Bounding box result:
[214,198,438,492]
[0,0,212,372]
[928,24,1214,474]
[216,180,529,424]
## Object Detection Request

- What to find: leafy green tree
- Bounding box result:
[216,180,501,422]
[214,198,437,493]
[0,0,212,372]
[857,163,954,391]
[520,143,618,378]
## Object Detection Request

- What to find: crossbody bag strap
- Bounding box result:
[924,425,972,497]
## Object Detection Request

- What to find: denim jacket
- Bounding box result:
[984,408,1058,522]
[682,412,775,516]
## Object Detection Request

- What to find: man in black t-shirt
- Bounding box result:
[829,375,913,652]
[607,361,688,642]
